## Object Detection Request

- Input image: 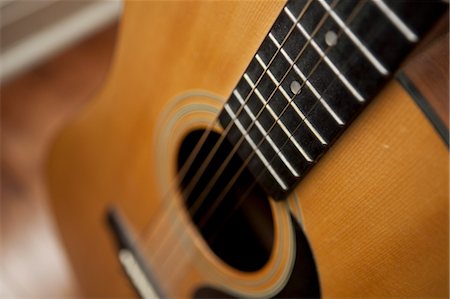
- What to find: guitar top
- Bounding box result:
[47,1,449,298]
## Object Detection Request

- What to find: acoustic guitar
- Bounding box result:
[46,1,449,298]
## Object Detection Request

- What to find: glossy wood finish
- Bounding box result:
[46,1,449,297]
[295,81,448,297]
[47,2,284,296]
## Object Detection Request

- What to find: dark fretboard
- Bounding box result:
[218,0,447,200]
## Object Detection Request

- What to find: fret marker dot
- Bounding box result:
[290,81,301,95]
[325,30,338,46]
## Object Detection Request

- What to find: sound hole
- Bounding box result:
[177,129,274,272]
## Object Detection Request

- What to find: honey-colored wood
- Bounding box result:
[46,1,449,297]
[47,2,285,296]
[295,81,448,297]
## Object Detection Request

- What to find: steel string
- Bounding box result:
[140,0,314,248]
[154,0,361,277]
[140,0,316,249]
[164,0,368,282]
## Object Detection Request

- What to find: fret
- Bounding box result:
[255,55,290,99]
[271,5,296,46]
[317,0,389,75]
[255,54,328,145]
[287,0,326,34]
[320,78,364,123]
[272,97,325,161]
[257,36,278,67]
[270,0,313,47]
[347,2,413,70]
[242,72,314,162]
[330,0,356,20]
[307,101,342,145]
[277,70,316,118]
[282,25,319,76]
[235,77,251,99]
[268,52,291,83]
[292,122,325,161]
[244,59,264,85]
[309,1,388,100]
[224,104,288,190]
[320,34,386,99]
[268,32,345,126]
[228,103,300,190]
[283,7,365,103]
[386,0,447,37]
[217,0,447,200]
[286,0,309,17]
[372,0,418,42]
[233,90,299,177]
[280,66,342,145]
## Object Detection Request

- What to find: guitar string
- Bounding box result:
[144,0,339,248]
[152,0,365,276]
[139,0,339,276]
[147,1,348,276]
[161,0,367,279]
[140,0,315,246]
[200,1,368,244]
[139,0,315,246]
[185,0,341,224]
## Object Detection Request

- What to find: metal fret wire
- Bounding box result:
[141,0,315,245]
[151,3,361,286]
[190,0,346,223]
[207,28,369,249]
[162,1,368,280]
[141,7,347,286]
[199,0,368,236]
[147,0,338,266]
[180,0,343,223]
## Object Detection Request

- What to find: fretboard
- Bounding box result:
[218,0,447,200]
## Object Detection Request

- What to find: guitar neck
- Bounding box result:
[218,0,447,200]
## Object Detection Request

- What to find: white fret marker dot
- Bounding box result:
[325,30,338,46]
[290,81,301,95]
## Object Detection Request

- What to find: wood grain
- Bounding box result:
[296,81,449,297]
[45,1,449,297]
[47,2,286,296]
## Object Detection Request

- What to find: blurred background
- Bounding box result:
[1,0,122,296]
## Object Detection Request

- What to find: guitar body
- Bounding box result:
[47,1,449,298]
